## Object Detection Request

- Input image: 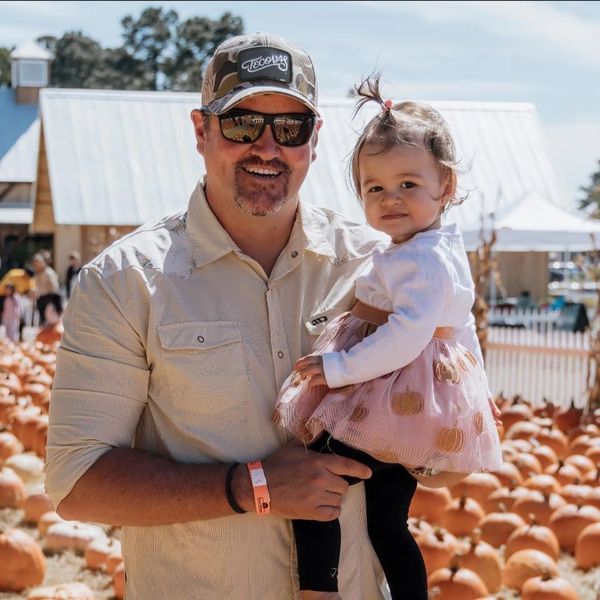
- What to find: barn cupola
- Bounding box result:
[11,41,52,104]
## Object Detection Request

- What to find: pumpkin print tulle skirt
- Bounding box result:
[275,302,503,473]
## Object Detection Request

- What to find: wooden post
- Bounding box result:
[469,216,498,362]
[578,238,600,410]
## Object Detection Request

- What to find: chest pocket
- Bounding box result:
[156,321,248,415]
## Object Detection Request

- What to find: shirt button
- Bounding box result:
[291,251,298,258]
[197,336,205,343]
[277,351,284,358]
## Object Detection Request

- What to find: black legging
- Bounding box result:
[292,434,428,599]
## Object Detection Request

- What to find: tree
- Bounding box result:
[40,32,106,88]
[579,160,600,220]
[0,46,12,86]
[33,7,243,91]
[121,7,178,90]
[167,12,243,91]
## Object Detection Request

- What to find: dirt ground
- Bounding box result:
[3,505,600,599]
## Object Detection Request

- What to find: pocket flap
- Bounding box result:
[158,321,241,351]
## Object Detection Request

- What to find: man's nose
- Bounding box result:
[251,124,281,159]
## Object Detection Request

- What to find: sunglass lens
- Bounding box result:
[273,116,314,146]
[220,113,264,143]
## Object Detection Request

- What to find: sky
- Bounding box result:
[1,0,599,209]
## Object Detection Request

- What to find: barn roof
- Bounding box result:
[39,88,598,249]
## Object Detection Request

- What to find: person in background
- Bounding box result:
[1,283,22,343]
[65,251,82,299]
[0,267,36,296]
[31,253,61,325]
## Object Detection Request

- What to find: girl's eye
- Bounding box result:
[400,181,416,189]
[366,185,383,193]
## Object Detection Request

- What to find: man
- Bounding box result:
[46,33,385,600]
[64,251,82,299]
[31,252,61,325]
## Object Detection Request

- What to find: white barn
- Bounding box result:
[34,89,600,301]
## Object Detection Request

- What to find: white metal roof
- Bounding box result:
[0,119,39,183]
[11,41,52,61]
[0,206,33,224]
[40,89,597,250]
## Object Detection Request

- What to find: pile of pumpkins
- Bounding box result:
[3,331,600,599]
[0,338,124,599]
[410,393,600,599]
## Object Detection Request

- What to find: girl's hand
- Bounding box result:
[488,398,502,427]
[293,355,327,387]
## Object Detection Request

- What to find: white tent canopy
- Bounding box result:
[461,191,600,251]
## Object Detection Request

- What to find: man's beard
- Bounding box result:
[234,158,292,217]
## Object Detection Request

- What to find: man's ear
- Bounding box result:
[190,109,207,156]
[310,119,323,163]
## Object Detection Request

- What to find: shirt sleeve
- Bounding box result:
[45,267,150,508]
[322,247,451,388]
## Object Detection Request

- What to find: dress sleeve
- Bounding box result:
[45,267,150,508]
[322,248,451,388]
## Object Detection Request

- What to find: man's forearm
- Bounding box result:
[55,447,254,526]
[55,442,373,526]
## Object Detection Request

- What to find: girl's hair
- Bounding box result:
[349,73,464,209]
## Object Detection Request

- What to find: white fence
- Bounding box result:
[486,326,593,408]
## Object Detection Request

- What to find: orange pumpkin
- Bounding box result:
[27,582,96,600]
[549,503,600,552]
[479,509,525,548]
[490,463,524,488]
[502,549,558,592]
[575,521,600,569]
[521,573,578,600]
[0,466,26,508]
[449,472,501,508]
[553,399,583,434]
[20,493,55,525]
[442,496,485,537]
[505,521,560,560]
[409,484,452,523]
[428,563,488,599]
[416,528,458,575]
[535,427,568,459]
[512,490,567,526]
[530,445,559,471]
[461,532,502,593]
[0,528,46,592]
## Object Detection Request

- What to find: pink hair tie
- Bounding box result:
[382,99,393,111]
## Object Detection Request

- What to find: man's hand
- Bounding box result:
[260,442,371,521]
[293,354,327,387]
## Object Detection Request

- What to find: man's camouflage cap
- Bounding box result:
[201,33,319,116]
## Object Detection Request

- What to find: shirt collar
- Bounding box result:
[185,181,337,269]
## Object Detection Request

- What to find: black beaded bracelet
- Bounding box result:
[225,463,247,514]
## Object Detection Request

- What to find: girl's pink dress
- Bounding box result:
[276,301,502,474]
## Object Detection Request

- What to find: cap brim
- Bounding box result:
[207,85,320,117]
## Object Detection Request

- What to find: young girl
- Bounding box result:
[275,75,503,600]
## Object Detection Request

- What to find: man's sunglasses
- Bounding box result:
[211,109,317,147]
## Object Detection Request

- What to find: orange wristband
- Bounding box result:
[247,461,271,515]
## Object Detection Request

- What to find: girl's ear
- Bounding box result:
[441,170,457,208]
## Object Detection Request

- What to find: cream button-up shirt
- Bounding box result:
[46,183,386,600]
